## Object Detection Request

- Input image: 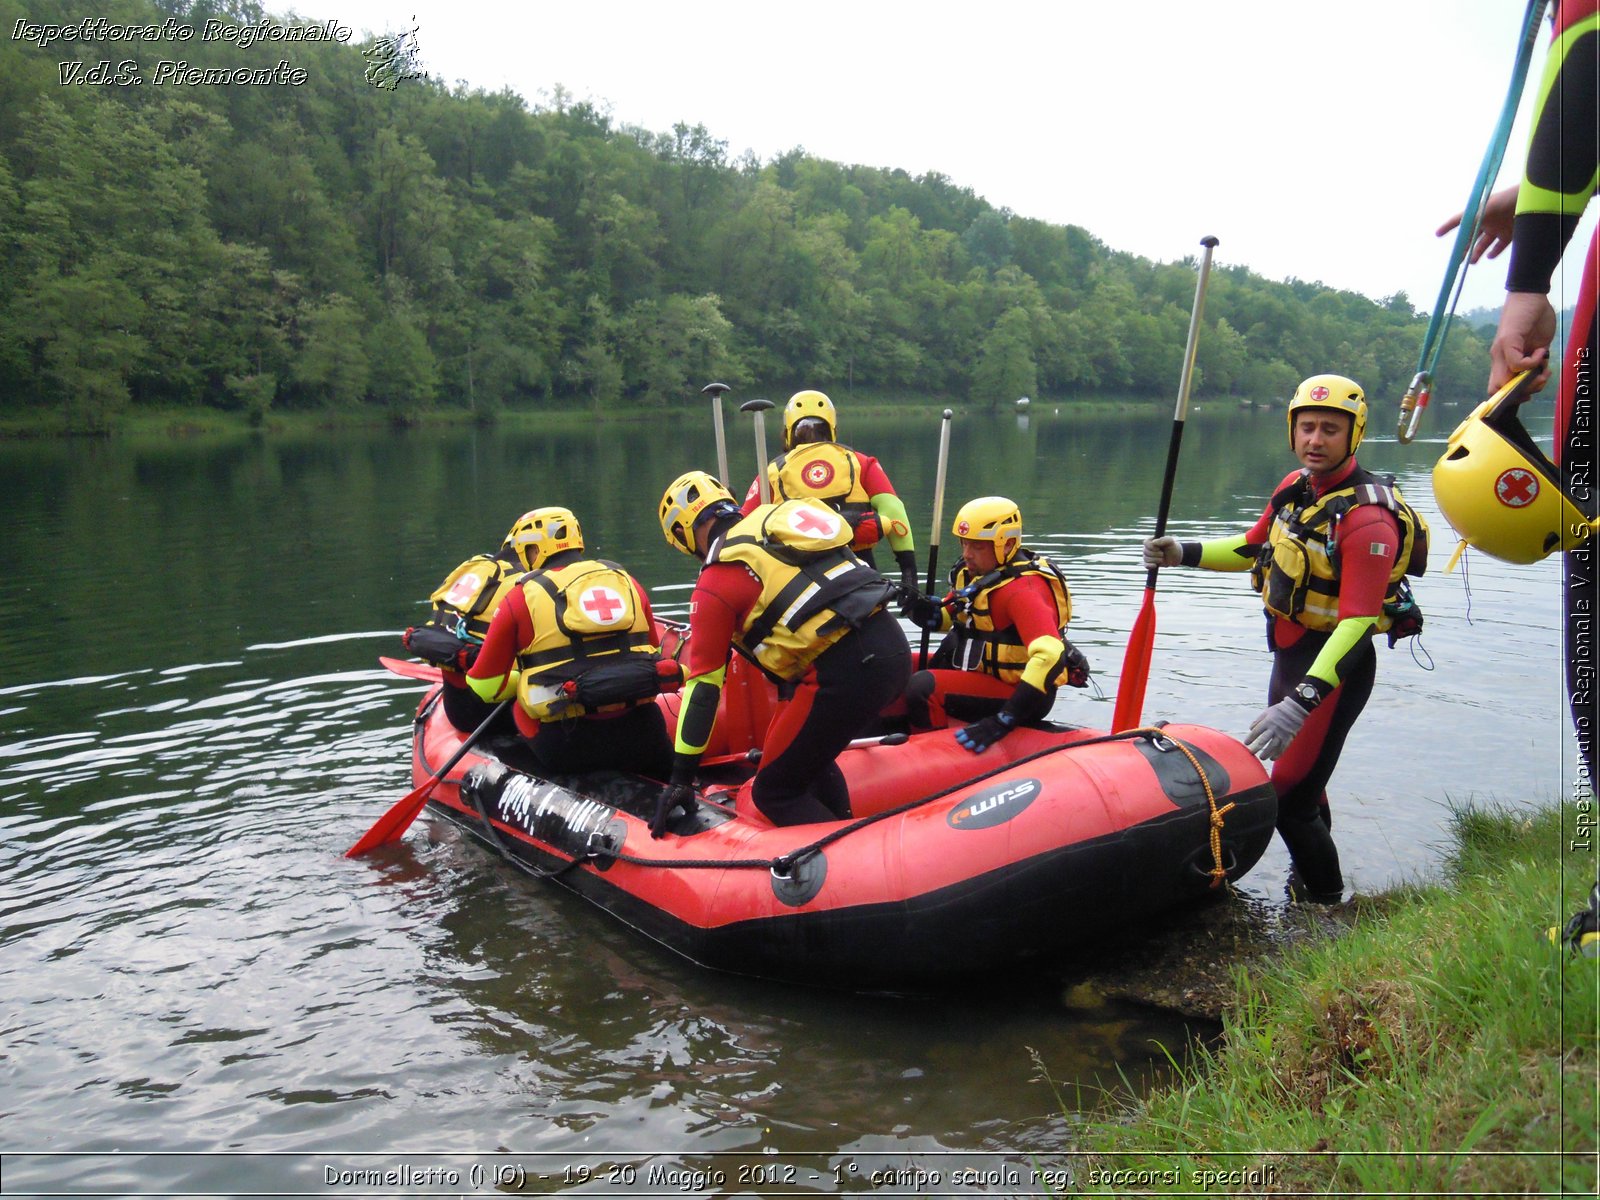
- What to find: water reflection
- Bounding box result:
[0,404,1573,1188]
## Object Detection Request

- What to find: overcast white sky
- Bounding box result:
[308,0,1595,316]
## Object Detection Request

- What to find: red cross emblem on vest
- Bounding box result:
[444,575,482,608]
[790,505,840,538]
[580,585,627,625]
[1309,385,1330,402]
[1494,467,1539,508]
[802,459,836,489]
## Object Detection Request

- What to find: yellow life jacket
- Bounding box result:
[514,558,659,721]
[428,553,521,641]
[944,550,1074,685]
[1250,468,1430,633]
[767,442,878,546]
[710,500,895,681]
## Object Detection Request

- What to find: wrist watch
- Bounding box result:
[1291,680,1322,711]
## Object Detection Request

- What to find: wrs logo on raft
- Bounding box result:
[948,778,1041,830]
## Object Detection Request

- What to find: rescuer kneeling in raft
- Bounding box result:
[1143,375,1428,903]
[467,507,676,778]
[401,509,543,734]
[652,471,911,836]
[898,496,1089,752]
[739,388,921,594]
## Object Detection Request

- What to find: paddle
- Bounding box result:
[1111,235,1219,733]
[740,397,775,504]
[379,655,442,683]
[920,408,954,667]
[701,381,731,484]
[344,698,510,857]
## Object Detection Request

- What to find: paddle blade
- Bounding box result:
[345,778,439,858]
[345,698,510,859]
[379,655,443,683]
[1111,589,1158,732]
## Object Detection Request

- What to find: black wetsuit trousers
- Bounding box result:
[1267,631,1377,899]
[752,608,912,826]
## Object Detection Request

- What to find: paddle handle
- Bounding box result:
[741,398,774,505]
[1142,235,1217,589]
[702,382,731,484]
[919,409,954,665]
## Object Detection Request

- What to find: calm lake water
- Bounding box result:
[0,401,1574,1194]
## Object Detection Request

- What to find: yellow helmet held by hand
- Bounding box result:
[1287,374,1367,455]
[659,470,738,557]
[1432,371,1596,567]
[782,389,838,449]
[505,506,584,571]
[952,496,1024,564]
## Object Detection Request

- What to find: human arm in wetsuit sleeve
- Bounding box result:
[1494,4,1600,390]
[858,454,917,559]
[465,587,528,702]
[1006,575,1073,719]
[668,569,752,780]
[1300,506,1402,693]
[1147,484,1282,572]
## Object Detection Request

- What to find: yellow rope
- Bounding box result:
[1131,726,1237,889]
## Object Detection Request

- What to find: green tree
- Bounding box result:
[973,307,1036,412]
[293,294,370,407]
[14,259,146,432]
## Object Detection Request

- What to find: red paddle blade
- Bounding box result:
[1111,589,1158,733]
[344,779,439,858]
[379,655,442,682]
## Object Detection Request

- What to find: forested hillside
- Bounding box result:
[0,0,1491,432]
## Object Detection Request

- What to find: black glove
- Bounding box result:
[955,709,1015,754]
[454,642,481,672]
[1062,640,1090,688]
[650,782,697,838]
[899,591,944,631]
[894,549,921,599]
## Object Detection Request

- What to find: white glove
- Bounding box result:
[1244,696,1310,760]
[1142,536,1182,571]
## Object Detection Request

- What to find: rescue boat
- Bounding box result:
[384,642,1279,989]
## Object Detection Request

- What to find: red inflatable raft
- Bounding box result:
[386,647,1278,988]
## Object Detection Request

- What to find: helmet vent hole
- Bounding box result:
[1446,446,1470,461]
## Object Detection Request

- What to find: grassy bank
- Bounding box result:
[1071,802,1597,1196]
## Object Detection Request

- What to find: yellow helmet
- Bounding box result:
[504,506,583,571]
[1287,374,1367,455]
[659,470,738,556]
[783,389,837,449]
[952,496,1024,564]
[1432,372,1596,565]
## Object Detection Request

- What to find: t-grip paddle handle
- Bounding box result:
[740,398,775,505]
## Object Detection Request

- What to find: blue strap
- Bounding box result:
[1402,0,1549,440]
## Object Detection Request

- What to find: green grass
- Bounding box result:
[1067,802,1598,1196]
